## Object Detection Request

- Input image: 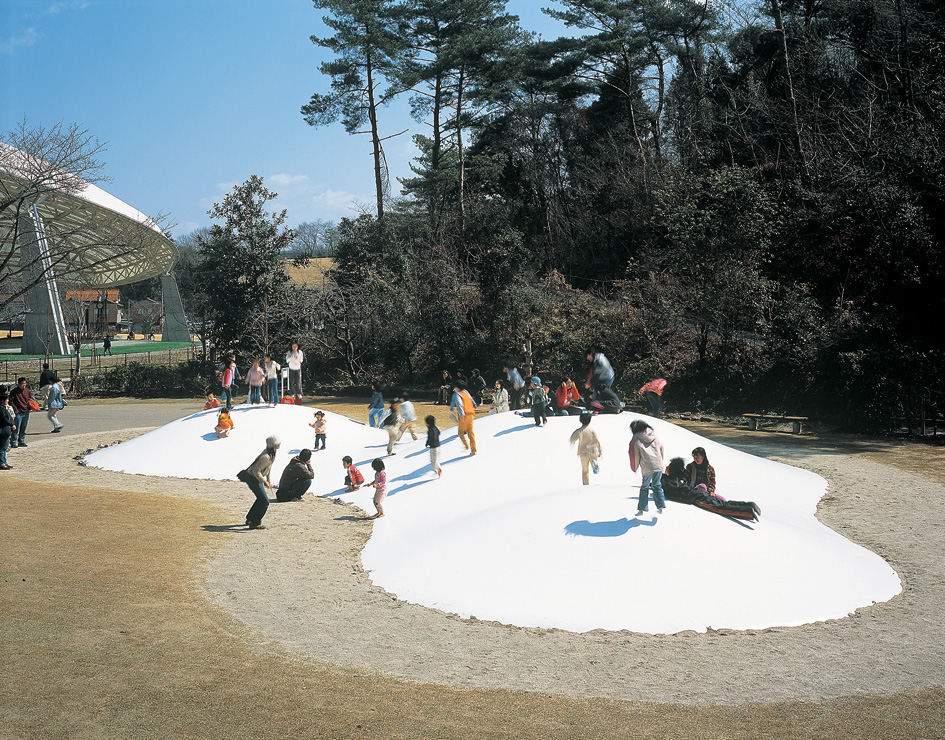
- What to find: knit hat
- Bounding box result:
[266,435,281,448]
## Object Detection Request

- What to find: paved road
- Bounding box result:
[15,400,197,442]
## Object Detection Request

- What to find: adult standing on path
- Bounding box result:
[286,342,304,404]
[638,378,667,418]
[9,377,33,448]
[103,335,113,356]
[450,380,478,455]
[238,435,280,529]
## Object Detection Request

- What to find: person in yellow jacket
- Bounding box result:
[569,412,602,485]
[449,380,478,455]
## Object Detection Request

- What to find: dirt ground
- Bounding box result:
[2,400,944,739]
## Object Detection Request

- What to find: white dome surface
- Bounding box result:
[86,405,901,634]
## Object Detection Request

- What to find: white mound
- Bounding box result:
[86,404,901,634]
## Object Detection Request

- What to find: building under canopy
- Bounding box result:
[0,142,188,354]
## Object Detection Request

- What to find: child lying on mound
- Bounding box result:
[662,457,761,521]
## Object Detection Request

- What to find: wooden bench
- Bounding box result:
[743,413,808,434]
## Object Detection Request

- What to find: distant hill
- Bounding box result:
[284,258,333,286]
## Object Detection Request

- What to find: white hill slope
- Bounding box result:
[87,404,901,634]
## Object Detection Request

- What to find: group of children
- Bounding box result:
[569,414,760,521]
[224,371,759,526]
[345,413,442,519]
[216,352,293,412]
[222,396,443,520]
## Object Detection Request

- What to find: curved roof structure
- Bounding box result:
[1,142,178,288]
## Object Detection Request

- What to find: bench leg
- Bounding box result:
[748,418,758,431]
[792,420,801,434]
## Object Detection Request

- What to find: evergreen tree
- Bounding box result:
[399,0,521,235]
[302,0,409,219]
[196,176,292,356]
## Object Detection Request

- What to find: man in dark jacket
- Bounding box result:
[276,448,315,502]
[9,377,33,448]
[468,369,487,406]
[662,457,761,521]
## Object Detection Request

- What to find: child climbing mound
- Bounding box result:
[310,410,327,450]
[365,458,387,519]
[342,455,364,491]
[215,409,234,438]
[569,412,602,485]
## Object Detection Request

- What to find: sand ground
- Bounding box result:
[2,397,944,738]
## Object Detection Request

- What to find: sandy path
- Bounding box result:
[6,418,944,707]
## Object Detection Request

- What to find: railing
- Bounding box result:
[1,345,200,384]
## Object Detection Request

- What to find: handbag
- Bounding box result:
[27,397,41,412]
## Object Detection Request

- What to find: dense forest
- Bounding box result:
[180,0,945,429]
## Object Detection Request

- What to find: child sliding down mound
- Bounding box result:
[662,457,761,521]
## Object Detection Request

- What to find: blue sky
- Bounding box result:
[2,0,572,237]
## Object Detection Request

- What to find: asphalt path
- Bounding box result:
[15,400,196,441]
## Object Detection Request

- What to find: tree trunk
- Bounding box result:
[456,65,466,236]
[365,43,386,220]
[769,0,808,177]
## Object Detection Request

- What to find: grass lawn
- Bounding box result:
[7,340,199,360]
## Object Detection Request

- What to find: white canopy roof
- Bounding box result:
[1,142,178,287]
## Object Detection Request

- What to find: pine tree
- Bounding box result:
[302,0,409,219]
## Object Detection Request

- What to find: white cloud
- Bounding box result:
[214,180,240,194]
[0,27,39,55]
[173,221,202,237]
[44,1,91,16]
[198,178,365,229]
[312,188,359,210]
[268,173,310,189]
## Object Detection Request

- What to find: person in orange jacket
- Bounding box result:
[449,380,478,455]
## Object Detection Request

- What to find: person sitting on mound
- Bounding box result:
[215,409,234,438]
[589,383,623,414]
[685,446,716,495]
[662,457,761,521]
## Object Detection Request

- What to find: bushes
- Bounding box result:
[90,360,217,398]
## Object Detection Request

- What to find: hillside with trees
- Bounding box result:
[182,0,945,429]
